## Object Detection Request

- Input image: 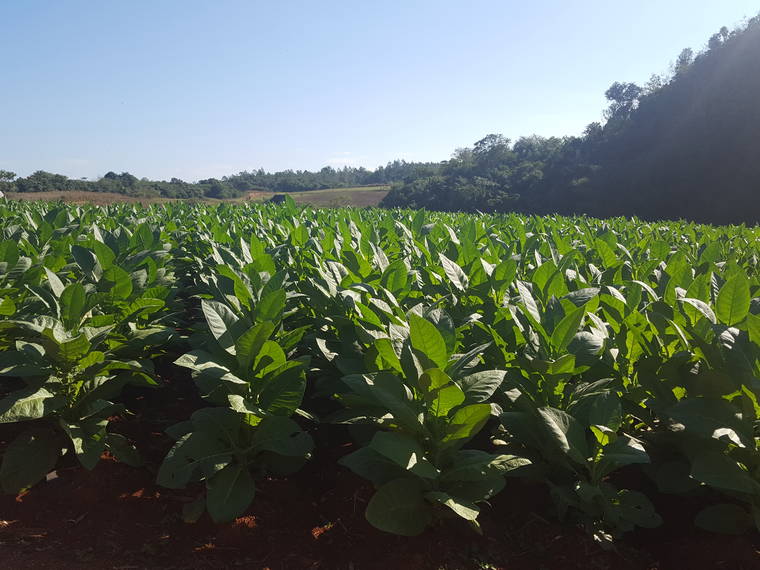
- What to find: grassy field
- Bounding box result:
[243,185,390,207]
[6,191,175,205]
[6,185,391,208]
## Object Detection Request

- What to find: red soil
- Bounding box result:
[1,377,758,569]
[0,451,628,570]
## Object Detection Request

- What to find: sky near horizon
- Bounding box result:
[1,1,758,182]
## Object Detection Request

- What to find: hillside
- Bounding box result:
[582,17,760,223]
[382,15,760,224]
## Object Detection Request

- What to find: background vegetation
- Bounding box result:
[4,16,759,224]
[382,16,760,225]
[1,162,434,201]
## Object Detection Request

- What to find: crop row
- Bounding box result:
[1,197,759,543]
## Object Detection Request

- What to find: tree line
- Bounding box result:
[223,161,441,193]
[1,170,240,199]
[1,160,442,200]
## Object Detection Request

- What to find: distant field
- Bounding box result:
[243,185,390,207]
[6,191,174,205]
[6,185,390,208]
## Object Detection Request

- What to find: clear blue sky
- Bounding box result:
[1,1,758,181]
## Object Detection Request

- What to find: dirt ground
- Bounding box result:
[2,384,759,570]
[0,447,631,570]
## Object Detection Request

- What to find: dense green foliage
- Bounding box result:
[223,161,441,193]
[2,197,760,542]
[383,17,760,224]
[9,170,243,200]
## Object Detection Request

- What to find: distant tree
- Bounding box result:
[603,82,642,124]
[643,74,665,94]
[0,170,15,194]
[708,27,729,50]
[673,47,694,76]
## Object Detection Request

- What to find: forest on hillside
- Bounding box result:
[382,16,760,225]
[3,15,759,224]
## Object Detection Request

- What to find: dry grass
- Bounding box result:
[6,185,391,208]
[244,185,390,207]
[7,191,174,206]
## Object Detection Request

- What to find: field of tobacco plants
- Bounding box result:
[1,197,759,568]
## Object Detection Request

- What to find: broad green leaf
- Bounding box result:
[653,460,699,494]
[235,322,275,373]
[563,287,600,308]
[0,297,15,316]
[440,450,531,483]
[447,342,492,378]
[206,463,256,523]
[715,274,750,326]
[103,265,133,299]
[408,314,448,369]
[60,283,86,330]
[258,363,306,416]
[252,340,286,376]
[441,404,491,448]
[516,281,541,323]
[105,433,143,467]
[370,338,403,373]
[57,334,91,362]
[491,258,517,288]
[690,450,756,494]
[425,491,480,521]
[0,240,19,267]
[342,373,422,434]
[0,388,64,423]
[368,431,439,479]
[666,398,751,448]
[0,429,61,493]
[456,370,506,403]
[381,260,408,294]
[365,477,431,536]
[419,368,465,417]
[252,289,286,323]
[537,407,589,464]
[92,240,116,270]
[695,504,752,535]
[71,245,97,277]
[250,416,313,457]
[616,490,662,528]
[60,420,108,470]
[43,267,65,298]
[157,431,232,489]
[598,436,649,474]
[339,447,408,487]
[201,299,240,352]
[594,238,618,268]
[550,306,585,353]
[438,253,469,292]
[746,313,760,346]
[679,297,717,324]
